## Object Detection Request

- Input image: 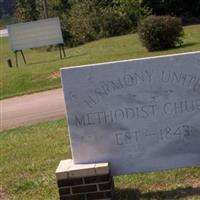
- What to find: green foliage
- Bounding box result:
[16,0,38,22]
[114,0,152,30]
[142,0,200,18]
[138,15,184,51]
[64,0,135,46]
[65,0,100,46]
[46,0,71,17]
[15,0,150,46]
[61,0,152,46]
[98,7,132,37]
[15,0,71,22]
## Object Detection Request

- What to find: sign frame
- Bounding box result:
[7,17,66,66]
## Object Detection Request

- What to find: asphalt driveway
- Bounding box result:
[0,88,65,131]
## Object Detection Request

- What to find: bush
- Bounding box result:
[114,0,152,31]
[138,15,184,51]
[65,0,99,46]
[99,7,132,37]
[64,0,134,47]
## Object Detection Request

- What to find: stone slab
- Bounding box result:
[68,163,96,178]
[56,160,109,179]
[61,52,200,176]
[95,163,109,175]
[56,159,73,180]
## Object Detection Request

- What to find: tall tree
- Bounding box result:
[16,0,38,22]
[142,0,200,17]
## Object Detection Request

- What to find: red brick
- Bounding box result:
[60,194,85,200]
[84,174,110,184]
[99,181,113,191]
[72,185,97,194]
[58,178,83,187]
[87,191,112,199]
[59,187,70,196]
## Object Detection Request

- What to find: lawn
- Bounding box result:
[1,24,200,100]
[0,119,200,200]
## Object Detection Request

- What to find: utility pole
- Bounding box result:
[43,0,48,18]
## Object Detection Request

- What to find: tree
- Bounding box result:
[40,0,71,17]
[142,0,200,18]
[16,0,38,22]
[114,0,152,29]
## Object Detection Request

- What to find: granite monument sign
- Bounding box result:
[61,52,200,175]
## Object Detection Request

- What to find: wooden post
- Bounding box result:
[62,44,66,58]
[15,51,18,67]
[59,44,66,59]
[59,45,62,59]
[20,50,27,64]
[14,50,27,67]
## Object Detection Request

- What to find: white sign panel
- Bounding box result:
[61,52,200,176]
[7,17,64,51]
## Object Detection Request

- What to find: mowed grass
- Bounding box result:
[1,24,200,99]
[0,119,200,200]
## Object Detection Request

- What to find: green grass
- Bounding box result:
[1,24,200,100]
[0,119,200,200]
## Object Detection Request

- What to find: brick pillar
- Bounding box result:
[55,159,114,200]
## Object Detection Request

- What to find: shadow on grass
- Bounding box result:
[178,42,200,49]
[115,187,200,200]
[143,42,199,53]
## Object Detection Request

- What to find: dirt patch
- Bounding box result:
[192,179,200,188]
[0,186,9,200]
[48,71,60,79]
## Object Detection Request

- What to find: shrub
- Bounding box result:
[99,7,132,37]
[65,0,102,47]
[114,0,152,31]
[64,0,134,47]
[138,15,184,51]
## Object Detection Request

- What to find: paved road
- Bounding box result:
[0,89,66,131]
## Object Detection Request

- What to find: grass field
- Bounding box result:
[1,24,200,100]
[0,119,200,200]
